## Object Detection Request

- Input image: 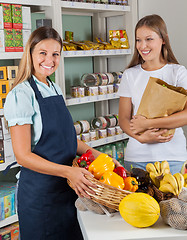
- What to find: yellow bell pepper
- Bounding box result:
[99,171,125,190]
[88,153,115,179]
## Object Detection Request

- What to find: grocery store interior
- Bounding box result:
[0,0,187,239]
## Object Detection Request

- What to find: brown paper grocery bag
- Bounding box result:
[137,77,187,136]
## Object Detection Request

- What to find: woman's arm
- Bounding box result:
[130,101,187,134]
[119,97,173,143]
[10,124,96,198]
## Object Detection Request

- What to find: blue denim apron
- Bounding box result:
[17,76,83,240]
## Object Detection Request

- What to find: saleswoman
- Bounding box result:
[4,26,120,240]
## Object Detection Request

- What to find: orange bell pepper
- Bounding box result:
[88,153,115,180]
[99,171,125,190]
[124,177,138,192]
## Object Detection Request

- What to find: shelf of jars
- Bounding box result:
[60,1,130,12]
[63,48,131,58]
[0,214,18,229]
[0,0,51,6]
[66,92,119,106]
[86,133,128,148]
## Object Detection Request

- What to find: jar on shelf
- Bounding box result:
[91,116,107,129]
[98,85,107,95]
[107,127,116,137]
[78,86,85,97]
[74,121,82,135]
[98,129,107,139]
[90,130,98,141]
[71,86,79,98]
[115,126,123,135]
[106,73,115,84]
[77,120,90,133]
[85,86,98,96]
[81,73,100,87]
[96,73,108,86]
[113,114,119,125]
[104,115,117,128]
[107,84,114,94]
[81,132,91,142]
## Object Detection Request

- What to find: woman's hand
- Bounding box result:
[67,166,97,198]
[130,115,148,134]
[137,128,173,144]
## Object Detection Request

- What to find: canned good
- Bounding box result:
[71,86,79,98]
[85,86,98,96]
[106,73,115,84]
[113,114,119,125]
[90,130,98,141]
[81,73,100,87]
[81,133,90,142]
[113,83,120,93]
[107,84,114,94]
[78,87,85,97]
[74,121,82,135]
[104,115,117,128]
[115,126,123,135]
[97,73,108,85]
[91,116,107,129]
[116,72,123,83]
[78,120,90,133]
[98,85,107,95]
[107,127,116,137]
[98,129,107,139]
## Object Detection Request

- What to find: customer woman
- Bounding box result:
[4,26,120,240]
[118,14,187,174]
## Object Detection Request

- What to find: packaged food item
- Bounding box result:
[117,30,129,49]
[98,85,107,95]
[107,127,116,137]
[81,73,101,87]
[113,83,120,92]
[105,73,114,84]
[63,41,77,51]
[90,130,98,141]
[98,129,107,139]
[121,0,128,5]
[74,121,82,135]
[78,86,85,97]
[85,86,99,96]
[71,86,79,98]
[71,41,92,50]
[83,41,101,50]
[115,126,123,135]
[104,115,117,127]
[81,132,90,142]
[107,84,114,94]
[108,0,116,4]
[97,73,108,85]
[115,0,122,5]
[109,30,129,49]
[95,37,114,50]
[65,31,74,41]
[94,0,101,3]
[113,114,119,125]
[91,116,107,129]
[78,120,90,133]
[115,71,123,83]
[100,0,108,3]
[109,30,121,49]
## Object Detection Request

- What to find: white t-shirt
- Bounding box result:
[118,64,187,162]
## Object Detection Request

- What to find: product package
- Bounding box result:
[137,77,187,136]
[13,29,23,52]
[1,3,12,29]
[4,29,14,52]
[109,30,129,49]
[12,4,22,29]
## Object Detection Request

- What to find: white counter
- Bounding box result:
[78,210,187,240]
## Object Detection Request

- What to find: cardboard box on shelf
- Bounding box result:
[0,6,3,30]
[22,6,31,29]
[7,66,18,80]
[0,81,9,95]
[0,94,7,109]
[4,29,14,52]
[0,3,12,29]
[13,29,23,52]
[12,4,22,29]
[0,67,7,81]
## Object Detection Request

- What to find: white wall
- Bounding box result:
[138,0,187,67]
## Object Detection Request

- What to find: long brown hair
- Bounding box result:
[128,14,179,68]
[12,26,63,88]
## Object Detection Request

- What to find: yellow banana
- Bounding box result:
[173,173,184,194]
[162,173,178,195]
[159,183,177,195]
[183,173,187,187]
[154,161,161,174]
[160,160,170,175]
[149,172,160,188]
[146,163,157,174]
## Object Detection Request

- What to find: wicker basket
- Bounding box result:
[68,158,132,211]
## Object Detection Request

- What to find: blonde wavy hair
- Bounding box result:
[12,26,63,89]
[128,14,179,69]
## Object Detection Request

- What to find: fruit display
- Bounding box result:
[183,173,187,187]
[181,160,187,174]
[119,193,160,228]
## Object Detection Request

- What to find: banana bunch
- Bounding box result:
[146,161,170,188]
[159,173,184,196]
[183,173,187,188]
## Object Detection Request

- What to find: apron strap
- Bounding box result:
[3,161,17,175]
[28,76,43,101]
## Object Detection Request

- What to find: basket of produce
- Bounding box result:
[68,150,136,211]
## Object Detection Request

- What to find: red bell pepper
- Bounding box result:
[77,149,95,170]
[113,166,127,179]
